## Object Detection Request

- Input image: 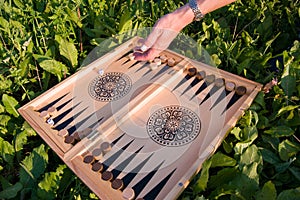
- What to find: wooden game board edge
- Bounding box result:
[64,156,124,200]
[18,108,66,158]
[189,59,263,90]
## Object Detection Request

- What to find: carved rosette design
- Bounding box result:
[89,72,132,102]
[147,106,201,146]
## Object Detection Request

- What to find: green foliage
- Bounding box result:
[2,94,19,117]
[0,0,299,199]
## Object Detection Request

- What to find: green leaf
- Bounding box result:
[275,161,293,174]
[0,16,9,29]
[209,185,241,200]
[0,75,12,92]
[22,121,37,136]
[208,167,239,189]
[240,145,262,166]
[12,0,24,9]
[241,126,258,141]
[210,152,236,168]
[0,182,23,199]
[0,137,15,165]
[277,105,300,117]
[0,175,11,190]
[264,126,294,137]
[255,181,277,200]
[231,127,241,140]
[0,114,11,127]
[66,7,82,28]
[277,187,300,200]
[289,166,300,181]
[234,129,258,155]
[281,51,296,97]
[234,140,254,155]
[33,54,68,81]
[230,172,259,199]
[194,159,212,192]
[242,162,259,183]
[260,148,281,164]
[278,139,300,161]
[261,135,280,151]
[222,139,233,154]
[37,165,66,200]
[57,168,75,194]
[19,144,49,188]
[119,9,133,33]
[14,130,28,152]
[2,94,19,117]
[0,104,5,114]
[55,35,78,67]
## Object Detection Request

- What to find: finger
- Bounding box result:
[142,27,163,50]
[134,29,179,61]
[133,48,161,61]
[133,38,146,52]
[150,28,178,52]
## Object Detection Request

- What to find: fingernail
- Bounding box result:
[140,45,148,52]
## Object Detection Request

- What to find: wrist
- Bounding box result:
[173,4,195,26]
[189,0,205,21]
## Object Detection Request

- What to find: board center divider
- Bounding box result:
[63,58,189,161]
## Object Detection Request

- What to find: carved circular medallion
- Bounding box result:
[147,106,201,146]
[89,72,132,102]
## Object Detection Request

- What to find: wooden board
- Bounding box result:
[18,37,262,200]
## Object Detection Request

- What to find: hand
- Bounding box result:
[133,4,194,61]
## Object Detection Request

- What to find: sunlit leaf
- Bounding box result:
[19,144,48,188]
[264,126,294,137]
[0,16,9,33]
[2,94,19,117]
[0,114,11,127]
[37,165,66,200]
[255,181,277,200]
[12,0,24,9]
[242,126,258,141]
[194,160,212,192]
[0,137,15,165]
[22,121,37,136]
[242,162,259,183]
[278,139,300,161]
[14,130,28,152]
[281,51,296,97]
[210,152,236,168]
[240,145,262,166]
[0,104,5,114]
[277,105,299,117]
[231,127,241,140]
[33,54,68,81]
[55,35,78,67]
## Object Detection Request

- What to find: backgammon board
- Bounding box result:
[18,37,262,200]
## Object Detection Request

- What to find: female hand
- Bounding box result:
[133,0,236,61]
[133,4,194,61]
